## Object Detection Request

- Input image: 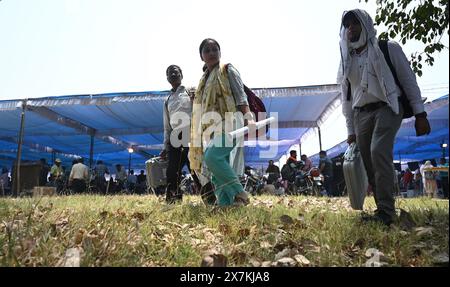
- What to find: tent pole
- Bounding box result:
[13,100,27,196]
[89,134,94,169]
[318,126,322,152]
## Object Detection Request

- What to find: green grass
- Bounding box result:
[0,194,448,267]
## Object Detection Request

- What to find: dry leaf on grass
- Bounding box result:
[99,211,108,219]
[364,248,388,267]
[237,228,250,238]
[55,217,69,227]
[166,221,189,229]
[260,241,272,249]
[399,209,416,230]
[201,250,227,267]
[275,257,297,267]
[252,199,274,208]
[294,254,311,266]
[74,228,86,245]
[352,238,365,249]
[20,239,36,252]
[160,205,176,212]
[414,227,434,237]
[365,248,383,258]
[51,217,69,235]
[115,209,126,217]
[249,258,261,267]
[365,259,388,267]
[58,247,82,267]
[275,248,299,261]
[432,253,449,266]
[230,251,247,264]
[131,212,145,221]
[280,215,294,225]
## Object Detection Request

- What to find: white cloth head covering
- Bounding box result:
[337,9,401,113]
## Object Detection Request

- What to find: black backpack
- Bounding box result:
[346,40,414,119]
[281,164,295,181]
[225,64,268,137]
[378,40,414,119]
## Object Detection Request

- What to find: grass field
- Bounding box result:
[0,194,448,267]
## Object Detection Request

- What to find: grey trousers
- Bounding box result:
[354,105,403,220]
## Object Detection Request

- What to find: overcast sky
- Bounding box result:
[0,0,448,100]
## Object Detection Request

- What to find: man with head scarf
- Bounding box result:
[338,9,431,225]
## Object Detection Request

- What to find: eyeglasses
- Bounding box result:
[343,18,360,29]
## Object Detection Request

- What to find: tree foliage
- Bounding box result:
[363,0,449,76]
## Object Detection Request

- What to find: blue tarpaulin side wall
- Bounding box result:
[309,95,449,165]
[0,85,341,172]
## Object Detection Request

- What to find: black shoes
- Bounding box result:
[361,211,394,226]
[165,189,182,204]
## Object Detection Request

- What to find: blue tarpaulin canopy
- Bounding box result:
[309,94,449,164]
[0,85,341,172]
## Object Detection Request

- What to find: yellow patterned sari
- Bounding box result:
[189,64,237,174]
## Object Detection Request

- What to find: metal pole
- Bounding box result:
[89,134,94,169]
[318,126,322,152]
[442,141,446,159]
[13,100,27,196]
[299,143,302,156]
[128,153,131,174]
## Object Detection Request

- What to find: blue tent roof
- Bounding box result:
[0,85,341,171]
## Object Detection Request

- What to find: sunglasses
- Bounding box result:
[342,11,360,28]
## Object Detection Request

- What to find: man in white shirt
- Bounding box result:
[338,9,431,225]
[160,65,195,204]
[69,158,89,194]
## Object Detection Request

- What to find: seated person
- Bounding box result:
[266,160,280,184]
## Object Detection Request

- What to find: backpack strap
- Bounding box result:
[224,63,253,95]
[346,79,351,101]
[346,41,406,102]
[378,40,406,96]
[164,92,171,111]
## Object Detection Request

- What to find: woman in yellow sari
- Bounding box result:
[189,38,255,206]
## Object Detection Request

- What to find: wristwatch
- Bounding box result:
[415,112,427,119]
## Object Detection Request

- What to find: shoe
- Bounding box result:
[165,194,182,205]
[361,213,393,226]
[200,182,216,206]
[234,192,250,206]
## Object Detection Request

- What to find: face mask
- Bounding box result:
[348,26,367,50]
